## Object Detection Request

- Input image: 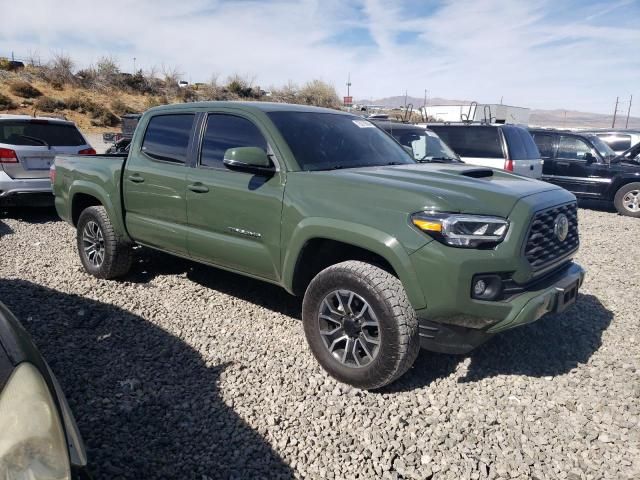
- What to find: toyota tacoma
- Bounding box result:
[52,102,585,389]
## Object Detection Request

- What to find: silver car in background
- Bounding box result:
[427,123,543,178]
[0,115,94,203]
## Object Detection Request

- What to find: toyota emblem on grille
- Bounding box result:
[554,214,569,242]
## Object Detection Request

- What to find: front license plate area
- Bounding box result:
[555,280,578,313]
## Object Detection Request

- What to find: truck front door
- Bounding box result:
[185,112,285,280]
[123,113,195,255]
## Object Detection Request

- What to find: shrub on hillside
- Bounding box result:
[226,74,259,98]
[298,80,340,108]
[35,96,66,112]
[45,53,75,85]
[9,81,42,98]
[0,58,11,71]
[145,95,169,109]
[0,93,16,110]
[110,98,137,115]
[65,94,119,126]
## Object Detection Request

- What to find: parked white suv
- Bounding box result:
[427,123,543,178]
[0,115,94,204]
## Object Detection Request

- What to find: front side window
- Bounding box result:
[142,114,195,164]
[532,133,555,158]
[200,114,267,168]
[557,136,592,160]
[267,112,414,171]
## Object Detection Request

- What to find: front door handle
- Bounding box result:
[188,183,209,193]
[556,161,570,167]
[128,174,145,183]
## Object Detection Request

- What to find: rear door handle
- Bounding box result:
[128,174,145,183]
[188,183,209,193]
[556,161,570,167]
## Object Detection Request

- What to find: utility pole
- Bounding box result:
[404,89,408,109]
[625,95,633,128]
[133,57,137,73]
[346,73,351,98]
[612,96,619,128]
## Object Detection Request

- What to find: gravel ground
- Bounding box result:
[0,206,638,480]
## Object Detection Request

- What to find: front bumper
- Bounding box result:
[417,262,585,354]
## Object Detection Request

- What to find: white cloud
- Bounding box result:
[0,0,637,114]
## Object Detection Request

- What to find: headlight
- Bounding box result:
[0,363,70,480]
[411,212,509,248]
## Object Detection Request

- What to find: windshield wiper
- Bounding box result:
[418,156,458,163]
[17,134,50,148]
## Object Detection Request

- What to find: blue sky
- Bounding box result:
[1,0,638,114]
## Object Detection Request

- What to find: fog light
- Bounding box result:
[473,279,487,296]
[471,275,503,300]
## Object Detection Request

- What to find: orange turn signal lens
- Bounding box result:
[412,219,442,232]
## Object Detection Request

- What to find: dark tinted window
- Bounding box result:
[503,126,539,159]
[200,115,267,168]
[142,114,194,163]
[268,112,414,171]
[596,134,631,152]
[0,121,85,146]
[532,133,555,158]
[428,126,503,158]
[557,136,592,160]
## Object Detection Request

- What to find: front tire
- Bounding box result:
[614,182,640,217]
[302,261,420,390]
[76,206,132,279]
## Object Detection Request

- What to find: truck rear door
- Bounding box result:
[185,111,285,280]
[123,113,195,256]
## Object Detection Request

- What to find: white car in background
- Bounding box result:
[0,115,94,204]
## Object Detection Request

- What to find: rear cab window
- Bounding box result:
[0,120,85,146]
[141,114,195,163]
[502,126,540,160]
[428,126,503,158]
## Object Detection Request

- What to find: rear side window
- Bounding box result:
[503,126,540,160]
[428,126,503,158]
[200,114,267,168]
[0,121,85,146]
[142,114,194,164]
[532,133,555,158]
[596,134,631,152]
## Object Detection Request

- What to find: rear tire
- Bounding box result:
[302,261,420,390]
[76,206,132,279]
[614,182,640,217]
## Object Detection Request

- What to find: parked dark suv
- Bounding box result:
[530,128,640,217]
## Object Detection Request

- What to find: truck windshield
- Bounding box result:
[267,111,415,171]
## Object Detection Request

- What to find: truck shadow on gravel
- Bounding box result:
[0,279,295,480]
[390,293,613,391]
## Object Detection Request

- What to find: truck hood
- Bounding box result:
[302,163,562,218]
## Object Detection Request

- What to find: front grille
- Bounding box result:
[524,202,579,270]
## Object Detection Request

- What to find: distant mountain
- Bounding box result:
[357,96,640,129]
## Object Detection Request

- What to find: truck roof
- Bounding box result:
[146,101,350,116]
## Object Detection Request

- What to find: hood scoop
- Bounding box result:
[458,168,494,179]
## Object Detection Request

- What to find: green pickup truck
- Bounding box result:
[53,102,585,389]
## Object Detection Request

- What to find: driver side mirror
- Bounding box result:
[223,147,275,175]
[584,152,596,164]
